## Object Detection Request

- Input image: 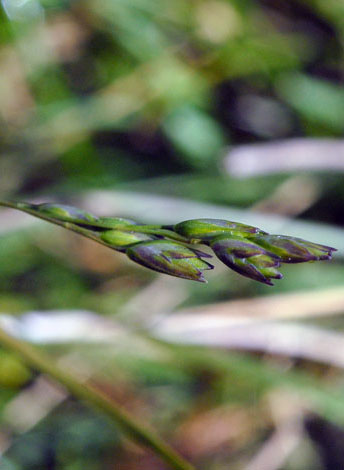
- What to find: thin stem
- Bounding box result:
[0,200,190,244]
[0,200,115,250]
[118,225,190,243]
[0,326,195,470]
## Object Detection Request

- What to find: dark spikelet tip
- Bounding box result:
[261,271,283,284]
[319,244,337,252]
[319,254,332,260]
[271,259,281,268]
[192,248,213,258]
[273,272,283,279]
[197,275,207,283]
[204,261,215,270]
[203,263,214,271]
[317,246,337,255]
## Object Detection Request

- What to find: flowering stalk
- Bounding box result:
[0,202,337,285]
[0,325,195,470]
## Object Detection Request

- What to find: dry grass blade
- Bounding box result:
[155,286,344,323]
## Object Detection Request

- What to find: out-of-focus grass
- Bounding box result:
[1,0,344,469]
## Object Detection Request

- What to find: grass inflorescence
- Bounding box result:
[0,200,337,286]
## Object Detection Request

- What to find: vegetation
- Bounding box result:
[0,201,336,286]
[1,1,344,469]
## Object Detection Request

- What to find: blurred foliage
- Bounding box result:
[1,0,344,469]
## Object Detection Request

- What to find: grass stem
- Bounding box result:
[0,325,195,470]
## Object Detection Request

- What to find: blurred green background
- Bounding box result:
[1,0,344,469]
